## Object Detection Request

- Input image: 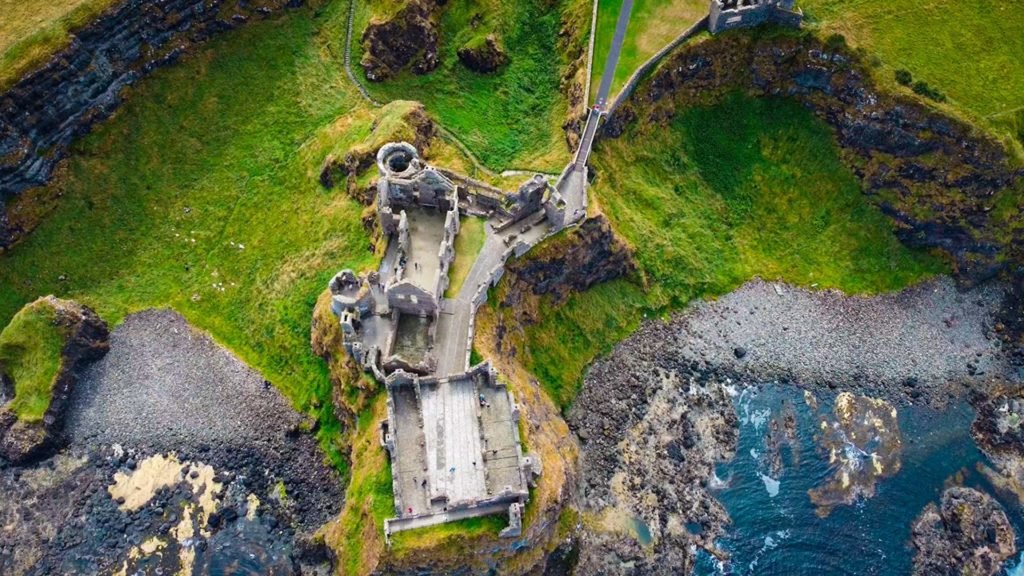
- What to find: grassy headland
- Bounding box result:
[0,3,379,467]
[513,94,946,408]
[351,0,581,172]
[801,0,1024,154]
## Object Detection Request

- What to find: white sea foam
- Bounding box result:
[750,408,771,431]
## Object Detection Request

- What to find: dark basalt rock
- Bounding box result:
[911,487,1016,576]
[360,0,441,82]
[457,34,508,74]
[503,215,636,306]
[0,0,302,249]
[0,298,109,464]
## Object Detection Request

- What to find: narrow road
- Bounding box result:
[572,0,634,171]
[594,0,635,110]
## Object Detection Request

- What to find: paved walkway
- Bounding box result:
[434,218,552,376]
[594,0,635,110]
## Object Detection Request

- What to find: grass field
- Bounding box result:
[0,3,379,467]
[445,217,487,298]
[801,0,1024,153]
[0,298,65,422]
[352,0,577,172]
[590,0,707,104]
[0,0,116,91]
[518,94,945,408]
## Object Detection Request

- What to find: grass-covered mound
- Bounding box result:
[445,216,487,297]
[352,0,588,172]
[0,295,108,463]
[501,93,945,408]
[801,0,1024,154]
[590,0,707,101]
[0,298,65,421]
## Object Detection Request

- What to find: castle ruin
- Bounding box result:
[329,143,572,540]
[708,0,803,34]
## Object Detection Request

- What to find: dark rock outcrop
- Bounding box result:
[360,0,441,81]
[608,33,1024,285]
[502,215,636,307]
[911,486,1016,576]
[0,297,109,464]
[569,319,737,574]
[0,0,301,249]
[457,34,508,74]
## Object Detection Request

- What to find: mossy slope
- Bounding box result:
[504,93,945,408]
[0,298,65,422]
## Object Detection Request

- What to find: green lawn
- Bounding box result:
[801,0,1024,154]
[0,3,378,467]
[519,94,946,408]
[0,298,65,421]
[352,0,578,172]
[590,0,707,103]
[445,217,487,298]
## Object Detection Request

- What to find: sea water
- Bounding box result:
[695,386,1024,575]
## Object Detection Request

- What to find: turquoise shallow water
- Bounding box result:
[696,386,1024,576]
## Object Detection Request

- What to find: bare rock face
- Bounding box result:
[0,297,109,464]
[456,34,508,74]
[360,0,441,81]
[0,0,302,249]
[502,215,636,307]
[911,487,1016,576]
[970,384,1024,502]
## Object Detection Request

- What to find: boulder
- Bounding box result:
[911,487,1016,576]
[457,34,509,74]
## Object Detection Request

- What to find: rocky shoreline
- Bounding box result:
[0,309,342,575]
[568,275,1021,574]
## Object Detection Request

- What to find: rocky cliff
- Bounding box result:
[605,32,1024,285]
[0,0,301,248]
[498,215,635,313]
